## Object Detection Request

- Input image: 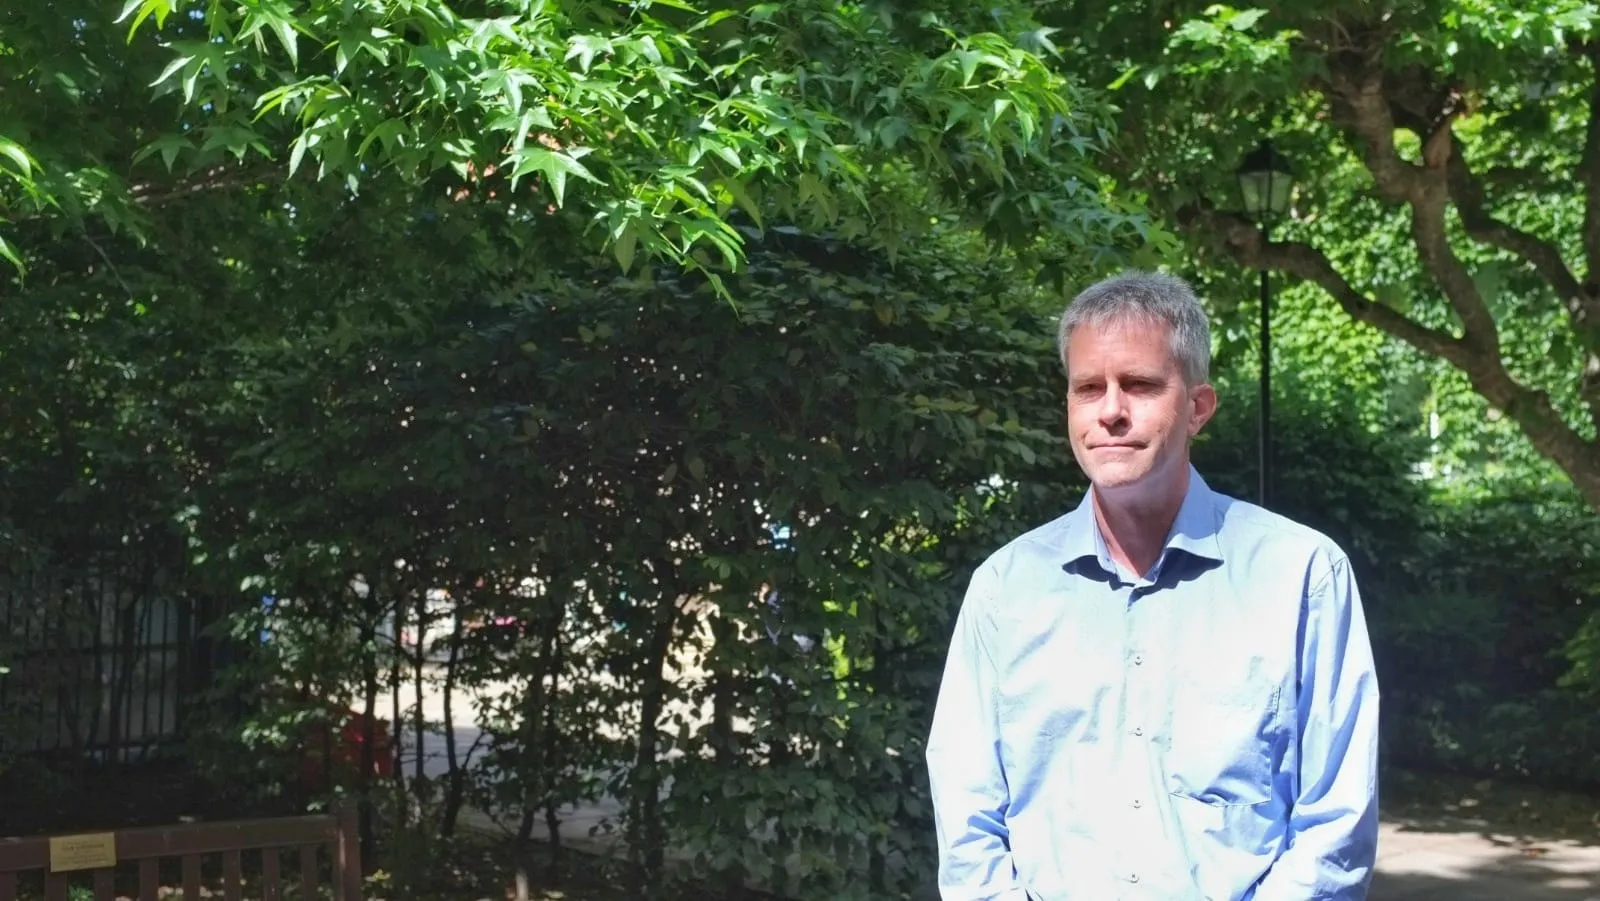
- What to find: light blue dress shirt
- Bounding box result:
[926,467,1380,901]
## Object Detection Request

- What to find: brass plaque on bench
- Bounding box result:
[48,832,117,872]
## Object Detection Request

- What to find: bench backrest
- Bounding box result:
[0,803,362,901]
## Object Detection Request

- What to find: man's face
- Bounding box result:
[1064,318,1216,492]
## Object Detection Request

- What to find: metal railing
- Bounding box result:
[0,568,206,762]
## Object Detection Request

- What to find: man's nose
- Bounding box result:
[1097,385,1127,426]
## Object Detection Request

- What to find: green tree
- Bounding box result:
[1047,1,1600,508]
[147,199,1085,897]
[5,0,1152,287]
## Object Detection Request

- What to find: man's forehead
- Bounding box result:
[1073,311,1172,341]
[1067,321,1178,365]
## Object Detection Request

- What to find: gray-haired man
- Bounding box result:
[926,270,1380,899]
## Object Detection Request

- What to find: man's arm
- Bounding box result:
[1252,555,1381,901]
[926,564,1031,901]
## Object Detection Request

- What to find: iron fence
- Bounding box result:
[0,567,207,762]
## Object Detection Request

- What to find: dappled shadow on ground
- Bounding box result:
[1381,770,1600,850]
[1386,812,1600,849]
[1371,843,1600,901]
[1375,811,1600,901]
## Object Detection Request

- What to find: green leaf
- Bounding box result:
[151,54,194,89]
[1227,9,1268,31]
[356,119,406,159]
[0,233,22,272]
[288,133,311,176]
[133,134,191,171]
[0,139,32,177]
[1108,64,1142,91]
[566,34,613,72]
[637,35,663,65]
[507,146,602,205]
[614,221,639,273]
[118,0,173,38]
[273,18,300,67]
[690,8,739,32]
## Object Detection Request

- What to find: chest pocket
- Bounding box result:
[1166,640,1286,806]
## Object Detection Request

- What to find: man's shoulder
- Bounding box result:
[997,507,1083,558]
[969,509,1080,585]
[1203,484,1353,573]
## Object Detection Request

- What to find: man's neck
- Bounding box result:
[1092,465,1189,579]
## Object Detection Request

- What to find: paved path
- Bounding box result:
[396,676,1600,900]
[1373,818,1599,900]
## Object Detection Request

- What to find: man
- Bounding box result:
[926,271,1379,900]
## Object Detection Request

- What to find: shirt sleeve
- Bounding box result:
[925,563,1032,901]
[1252,555,1381,901]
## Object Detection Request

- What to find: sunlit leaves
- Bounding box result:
[0,136,47,269]
[506,145,599,204]
[1048,0,1600,504]
[115,0,1140,292]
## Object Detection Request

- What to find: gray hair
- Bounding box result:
[1057,270,1211,386]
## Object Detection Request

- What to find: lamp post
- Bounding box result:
[1235,139,1294,509]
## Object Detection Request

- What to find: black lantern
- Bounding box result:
[1234,139,1294,509]
[1236,140,1294,220]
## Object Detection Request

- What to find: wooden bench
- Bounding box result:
[0,803,362,901]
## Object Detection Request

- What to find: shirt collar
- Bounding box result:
[1060,464,1224,573]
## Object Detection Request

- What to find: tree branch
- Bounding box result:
[1383,66,1581,299]
[1447,141,1600,437]
[1583,39,1600,281]
[127,164,279,207]
[1445,141,1585,299]
[1186,207,1464,363]
[1386,63,1600,438]
[1324,62,1431,205]
[1185,206,1600,509]
[1327,57,1501,351]
[1480,164,1564,194]
[1577,38,1600,437]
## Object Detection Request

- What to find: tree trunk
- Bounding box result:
[414,589,428,785]
[358,584,381,862]
[439,605,467,838]
[629,598,679,896]
[707,612,744,896]
[709,614,738,765]
[539,611,565,861]
[391,599,408,829]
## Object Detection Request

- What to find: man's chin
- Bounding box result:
[1084,462,1151,490]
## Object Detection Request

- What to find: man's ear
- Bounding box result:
[1188,383,1218,436]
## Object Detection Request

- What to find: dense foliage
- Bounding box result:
[3,2,1599,900]
[4,0,1151,287]
[1040,0,1600,509]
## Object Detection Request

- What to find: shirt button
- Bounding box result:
[1132,654,1144,666]
[1132,726,1144,737]
[1129,873,1141,883]
[1131,799,1143,809]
